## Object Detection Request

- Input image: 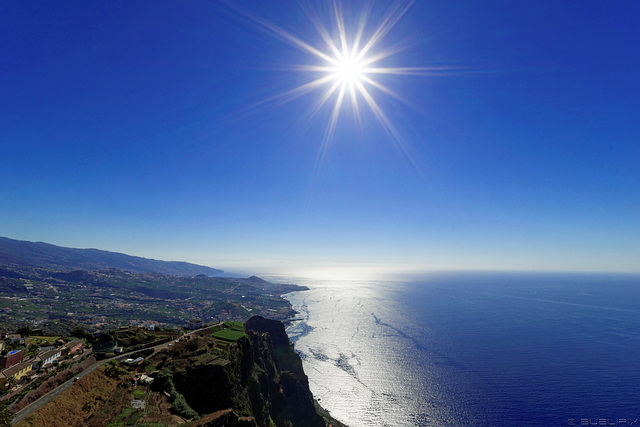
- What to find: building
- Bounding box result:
[1,333,24,344]
[186,319,204,330]
[26,358,40,374]
[38,348,62,367]
[0,349,24,368]
[0,333,18,340]
[139,374,154,385]
[1,361,33,385]
[63,340,83,355]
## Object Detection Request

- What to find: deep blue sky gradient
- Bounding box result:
[2,1,639,275]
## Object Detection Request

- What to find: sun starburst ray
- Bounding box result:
[233,6,338,65]
[359,43,415,67]
[307,15,343,61]
[355,0,415,62]
[365,66,463,75]
[313,83,347,177]
[244,74,337,115]
[354,79,428,183]
[327,84,347,142]
[354,80,400,143]
[348,82,360,119]
[310,79,344,118]
[358,75,406,104]
[351,1,371,55]
[332,1,350,59]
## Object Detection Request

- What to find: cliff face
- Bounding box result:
[168,317,326,427]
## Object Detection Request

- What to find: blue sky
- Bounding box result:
[2,1,639,276]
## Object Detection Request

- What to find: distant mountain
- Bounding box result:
[0,236,223,276]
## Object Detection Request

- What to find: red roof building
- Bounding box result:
[0,349,24,368]
[63,340,83,355]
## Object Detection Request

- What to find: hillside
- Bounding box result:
[15,317,347,427]
[0,265,306,334]
[0,236,223,276]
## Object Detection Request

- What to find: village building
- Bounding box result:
[124,357,144,365]
[63,340,83,355]
[0,349,24,368]
[38,348,62,367]
[186,318,204,330]
[1,361,33,386]
[139,374,154,385]
[1,333,24,344]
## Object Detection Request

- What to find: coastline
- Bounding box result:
[280,286,349,427]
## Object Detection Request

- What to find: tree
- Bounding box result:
[17,325,32,337]
[71,326,91,340]
[0,404,13,427]
[154,369,174,391]
[103,361,126,379]
[96,330,116,343]
[26,344,39,357]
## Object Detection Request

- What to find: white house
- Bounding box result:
[39,348,62,367]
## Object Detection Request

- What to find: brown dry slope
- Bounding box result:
[16,369,119,427]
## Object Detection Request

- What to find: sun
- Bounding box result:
[233,0,440,168]
[332,55,366,86]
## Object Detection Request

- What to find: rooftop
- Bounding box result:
[2,361,31,377]
[39,348,62,361]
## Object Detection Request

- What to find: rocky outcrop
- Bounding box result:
[168,317,326,427]
[245,316,324,427]
[245,316,290,347]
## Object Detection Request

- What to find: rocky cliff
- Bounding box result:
[156,317,329,427]
[12,319,344,427]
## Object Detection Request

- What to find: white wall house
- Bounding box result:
[39,348,62,367]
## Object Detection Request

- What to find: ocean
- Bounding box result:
[280,272,640,427]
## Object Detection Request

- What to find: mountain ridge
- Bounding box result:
[0,236,223,276]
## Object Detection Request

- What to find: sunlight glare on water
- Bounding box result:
[284,279,468,426]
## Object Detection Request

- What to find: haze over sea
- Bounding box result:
[275,272,640,427]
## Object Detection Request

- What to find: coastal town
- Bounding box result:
[0,265,305,336]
